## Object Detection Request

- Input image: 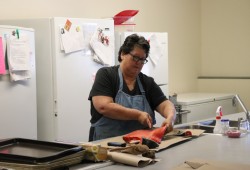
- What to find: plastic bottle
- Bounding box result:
[213,115,222,134]
[221,119,230,135]
[213,106,223,134]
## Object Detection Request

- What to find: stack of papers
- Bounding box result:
[6,33,32,81]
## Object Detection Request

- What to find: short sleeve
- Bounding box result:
[89,66,118,100]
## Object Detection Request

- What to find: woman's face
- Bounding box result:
[121,46,147,77]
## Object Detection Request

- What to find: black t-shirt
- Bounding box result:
[88,65,167,123]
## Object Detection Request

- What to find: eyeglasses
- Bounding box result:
[129,53,148,64]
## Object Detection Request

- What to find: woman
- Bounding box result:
[88,34,176,141]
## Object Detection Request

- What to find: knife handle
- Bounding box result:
[107,142,126,147]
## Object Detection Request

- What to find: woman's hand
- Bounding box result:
[161,118,174,133]
[138,111,152,128]
[156,100,176,133]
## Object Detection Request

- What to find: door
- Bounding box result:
[51,18,115,142]
[0,25,37,139]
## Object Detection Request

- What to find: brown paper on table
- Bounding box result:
[157,129,204,151]
[172,158,250,170]
[97,129,204,152]
[168,128,205,137]
[108,151,156,167]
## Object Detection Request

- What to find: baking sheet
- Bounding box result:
[0,151,84,170]
[0,138,83,164]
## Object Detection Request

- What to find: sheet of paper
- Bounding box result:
[108,151,154,167]
[89,27,114,66]
[7,33,31,71]
[82,23,98,56]
[9,70,31,81]
[60,25,84,54]
[148,34,163,66]
[0,37,6,74]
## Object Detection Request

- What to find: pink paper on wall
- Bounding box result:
[0,37,6,74]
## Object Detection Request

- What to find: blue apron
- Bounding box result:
[92,67,155,140]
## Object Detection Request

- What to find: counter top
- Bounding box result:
[71,112,250,170]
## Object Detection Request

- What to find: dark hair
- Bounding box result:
[118,34,150,62]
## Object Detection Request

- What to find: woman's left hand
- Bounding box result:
[161,118,174,133]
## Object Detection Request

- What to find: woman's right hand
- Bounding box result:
[138,111,152,128]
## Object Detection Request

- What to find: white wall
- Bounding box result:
[199,0,250,109]
[1,0,249,109]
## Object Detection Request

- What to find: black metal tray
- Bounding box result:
[0,138,83,164]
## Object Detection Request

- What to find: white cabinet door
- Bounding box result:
[0,25,37,139]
